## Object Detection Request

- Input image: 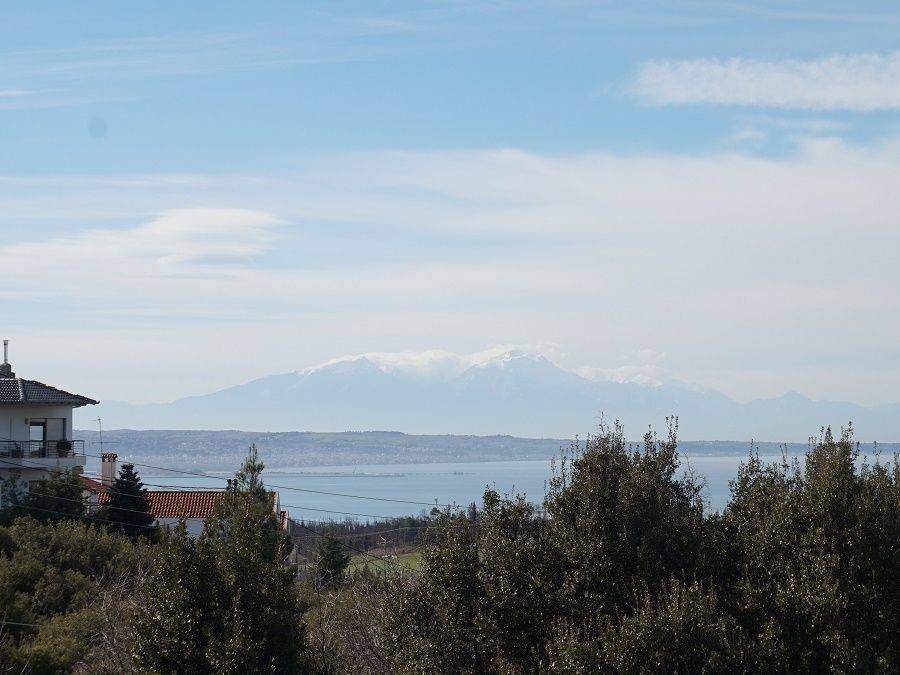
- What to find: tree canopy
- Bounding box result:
[377,422,900,673]
[131,445,309,674]
[97,463,157,542]
[0,468,86,526]
[0,424,896,673]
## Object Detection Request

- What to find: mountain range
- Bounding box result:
[91,349,900,442]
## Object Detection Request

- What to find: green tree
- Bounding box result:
[545,420,706,625]
[1,468,86,525]
[99,463,157,542]
[725,426,900,672]
[130,521,213,674]
[382,512,488,674]
[546,581,747,674]
[380,420,711,674]
[0,517,143,673]
[132,446,309,673]
[235,442,267,498]
[315,533,350,588]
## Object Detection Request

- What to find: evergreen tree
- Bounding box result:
[100,463,156,542]
[130,521,212,674]
[131,446,309,673]
[315,534,350,587]
[235,442,267,498]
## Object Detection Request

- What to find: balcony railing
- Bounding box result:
[0,440,85,460]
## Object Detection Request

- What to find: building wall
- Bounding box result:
[157,516,207,538]
[0,404,82,505]
[0,404,74,443]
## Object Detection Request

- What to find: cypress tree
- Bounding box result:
[101,463,156,541]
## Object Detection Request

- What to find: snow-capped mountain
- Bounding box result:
[303,347,558,380]
[91,349,900,441]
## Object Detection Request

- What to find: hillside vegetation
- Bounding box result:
[1,421,897,673]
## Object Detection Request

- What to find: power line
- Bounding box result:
[292,525,427,540]
[1,459,419,573]
[0,619,43,629]
[0,500,419,580]
[137,480,429,517]
[0,457,409,524]
[0,457,198,503]
[265,484,445,508]
[134,481,415,520]
[12,485,178,521]
[0,458,406,522]
[0,502,159,531]
[80,451,455,509]
[290,518,417,573]
[280,503,407,520]
[6,503,414,573]
[290,522,475,540]
[0,453,442,572]
[6,483,398,567]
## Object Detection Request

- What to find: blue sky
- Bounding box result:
[2,1,900,406]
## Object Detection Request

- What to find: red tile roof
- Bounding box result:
[80,476,106,493]
[93,487,279,521]
[145,491,230,518]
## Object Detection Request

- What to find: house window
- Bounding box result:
[28,419,66,442]
[29,421,46,442]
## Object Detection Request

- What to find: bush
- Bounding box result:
[375,422,899,674]
[0,518,144,672]
[725,427,900,671]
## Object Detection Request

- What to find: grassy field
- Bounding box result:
[348,551,423,573]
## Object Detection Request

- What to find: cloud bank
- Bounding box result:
[634,52,900,110]
[3,140,900,406]
[0,208,280,292]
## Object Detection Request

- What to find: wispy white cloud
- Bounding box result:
[728,126,768,145]
[0,208,280,288]
[0,14,440,110]
[0,89,43,97]
[0,15,437,87]
[634,52,900,110]
[773,117,846,133]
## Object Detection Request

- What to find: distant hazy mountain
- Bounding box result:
[91,349,900,441]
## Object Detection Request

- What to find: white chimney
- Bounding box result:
[101,452,118,487]
[0,339,12,378]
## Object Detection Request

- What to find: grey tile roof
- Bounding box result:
[0,378,98,407]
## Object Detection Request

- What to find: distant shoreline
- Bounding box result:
[73,428,899,474]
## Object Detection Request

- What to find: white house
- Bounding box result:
[0,340,98,504]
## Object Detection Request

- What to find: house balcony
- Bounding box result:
[0,440,85,470]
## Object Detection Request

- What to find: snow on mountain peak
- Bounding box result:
[300,346,687,392]
[301,346,557,380]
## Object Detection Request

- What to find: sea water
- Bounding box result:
[143,453,862,521]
